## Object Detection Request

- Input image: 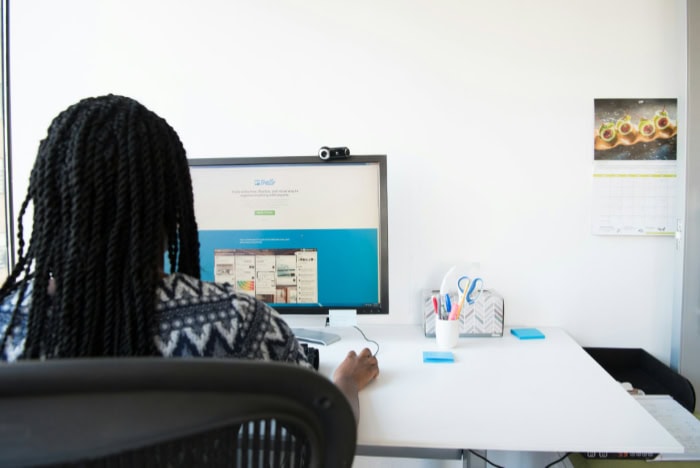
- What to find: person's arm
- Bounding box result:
[332,348,379,424]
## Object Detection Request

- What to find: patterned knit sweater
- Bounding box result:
[0,272,312,367]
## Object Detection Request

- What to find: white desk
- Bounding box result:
[314,325,683,458]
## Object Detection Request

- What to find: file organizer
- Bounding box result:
[423,289,504,337]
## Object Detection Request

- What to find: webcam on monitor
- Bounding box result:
[318,146,350,161]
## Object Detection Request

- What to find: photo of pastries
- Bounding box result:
[594,98,677,161]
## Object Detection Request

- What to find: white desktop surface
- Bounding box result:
[314,325,683,455]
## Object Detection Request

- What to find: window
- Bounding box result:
[1,0,10,283]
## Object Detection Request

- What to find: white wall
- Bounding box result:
[7,0,687,362]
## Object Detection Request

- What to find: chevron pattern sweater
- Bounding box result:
[0,273,312,367]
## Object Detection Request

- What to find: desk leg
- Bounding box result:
[462,450,487,468]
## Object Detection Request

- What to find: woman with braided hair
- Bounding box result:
[0,94,377,420]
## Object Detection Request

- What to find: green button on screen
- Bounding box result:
[255,210,275,216]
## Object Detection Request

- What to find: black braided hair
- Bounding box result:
[0,94,200,358]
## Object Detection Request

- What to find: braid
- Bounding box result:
[157,114,200,277]
[167,132,200,277]
[0,94,200,358]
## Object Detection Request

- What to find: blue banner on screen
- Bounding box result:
[198,228,379,308]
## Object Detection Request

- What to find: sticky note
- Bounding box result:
[423,351,455,363]
[510,328,545,340]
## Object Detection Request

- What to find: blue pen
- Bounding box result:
[444,294,452,319]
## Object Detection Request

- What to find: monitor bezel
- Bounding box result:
[187,154,389,315]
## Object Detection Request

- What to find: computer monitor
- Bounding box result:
[187,155,389,327]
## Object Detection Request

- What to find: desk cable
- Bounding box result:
[543,452,571,467]
[322,319,380,356]
[467,450,505,468]
[466,449,571,468]
[352,325,380,357]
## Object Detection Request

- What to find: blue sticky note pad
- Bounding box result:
[423,351,455,363]
[511,328,545,340]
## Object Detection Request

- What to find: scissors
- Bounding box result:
[457,275,484,306]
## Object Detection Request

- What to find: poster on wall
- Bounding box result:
[592,98,678,236]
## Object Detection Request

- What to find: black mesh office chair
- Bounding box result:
[0,357,357,467]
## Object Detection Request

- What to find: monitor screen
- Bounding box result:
[187,155,389,315]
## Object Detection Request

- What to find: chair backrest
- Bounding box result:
[0,357,357,467]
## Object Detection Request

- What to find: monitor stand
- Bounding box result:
[292,328,341,346]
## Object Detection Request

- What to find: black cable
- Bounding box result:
[544,452,571,468]
[467,450,505,468]
[466,450,571,468]
[352,325,380,357]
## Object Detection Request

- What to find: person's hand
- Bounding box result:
[333,347,379,392]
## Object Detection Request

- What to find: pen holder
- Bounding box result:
[435,317,460,349]
[423,289,505,338]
